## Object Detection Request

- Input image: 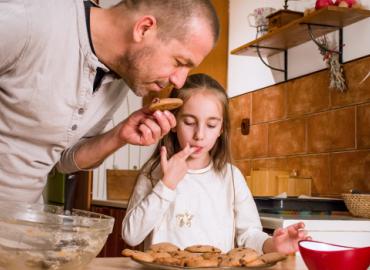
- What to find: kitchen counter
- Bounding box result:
[260,213,370,248]
[92,199,129,208]
[84,255,308,270]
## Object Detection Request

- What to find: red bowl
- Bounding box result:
[299,240,370,270]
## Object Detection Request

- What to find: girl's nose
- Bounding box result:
[194,127,204,141]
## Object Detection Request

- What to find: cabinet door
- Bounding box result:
[91,205,144,257]
[73,171,93,210]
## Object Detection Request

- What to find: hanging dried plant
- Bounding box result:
[360,71,370,85]
[316,35,347,92]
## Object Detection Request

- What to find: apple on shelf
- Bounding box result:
[315,0,364,9]
[335,0,356,7]
[315,0,335,9]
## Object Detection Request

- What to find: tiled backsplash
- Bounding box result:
[229,56,370,197]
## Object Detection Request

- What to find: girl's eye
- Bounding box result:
[207,121,220,128]
[184,121,195,126]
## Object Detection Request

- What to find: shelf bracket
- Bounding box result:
[252,45,288,81]
[303,23,343,63]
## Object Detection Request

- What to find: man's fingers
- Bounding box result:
[141,107,153,115]
[152,110,176,137]
[163,110,177,128]
[138,123,154,144]
[141,117,161,139]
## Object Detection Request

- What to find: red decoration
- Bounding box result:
[334,0,357,7]
[315,0,335,9]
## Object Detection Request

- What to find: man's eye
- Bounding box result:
[175,59,184,67]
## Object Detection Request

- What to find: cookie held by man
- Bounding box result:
[148,98,183,112]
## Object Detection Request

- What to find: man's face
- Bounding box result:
[117,19,214,97]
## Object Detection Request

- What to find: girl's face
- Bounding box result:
[175,90,223,166]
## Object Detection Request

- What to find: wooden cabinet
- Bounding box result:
[91,204,144,257]
[73,171,93,210]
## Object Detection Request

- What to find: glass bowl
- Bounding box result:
[0,201,114,270]
[299,240,370,270]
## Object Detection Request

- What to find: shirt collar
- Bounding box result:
[187,161,213,174]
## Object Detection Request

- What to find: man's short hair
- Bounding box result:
[117,0,220,44]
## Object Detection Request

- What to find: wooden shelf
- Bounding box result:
[231,6,370,57]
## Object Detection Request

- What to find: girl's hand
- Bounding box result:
[160,144,196,190]
[271,222,311,254]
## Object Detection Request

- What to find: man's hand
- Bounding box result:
[118,108,176,146]
[73,108,176,170]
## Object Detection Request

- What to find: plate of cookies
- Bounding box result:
[122,243,287,269]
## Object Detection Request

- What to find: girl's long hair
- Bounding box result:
[142,73,232,182]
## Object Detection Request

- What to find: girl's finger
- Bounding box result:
[299,229,309,237]
[176,143,196,159]
[298,230,307,239]
[273,228,285,237]
[185,146,198,158]
[290,222,305,231]
[288,226,299,237]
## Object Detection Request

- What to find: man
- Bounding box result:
[0,0,219,203]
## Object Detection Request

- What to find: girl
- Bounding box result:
[122,73,309,254]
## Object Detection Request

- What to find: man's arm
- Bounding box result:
[62,107,176,171]
[0,1,28,74]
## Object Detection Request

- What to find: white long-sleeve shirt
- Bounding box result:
[122,163,270,254]
[0,0,128,202]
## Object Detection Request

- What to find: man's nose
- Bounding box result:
[169,68,189,89]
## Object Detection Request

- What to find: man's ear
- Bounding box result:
[133,15,157,42]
